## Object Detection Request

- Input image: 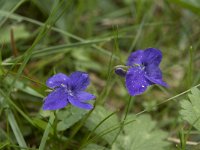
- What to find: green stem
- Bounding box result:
[39,112,55,150]
[110,96,132,146]
[65,110,93,149]
[86,119,136,145]
[136,83,200,116]
[79,111,118,149]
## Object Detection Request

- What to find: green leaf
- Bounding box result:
[82,143,109,150]
[56,106,88,131]
[32,118,53,133]
[84,106,119,145]
[112,114,169,150]
[180,87,200,130]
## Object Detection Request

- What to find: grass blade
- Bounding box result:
[6,109,27,149]
[38,112,55,150]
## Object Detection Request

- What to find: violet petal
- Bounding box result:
[126,50,144,66]
[43,87,68,110]
[77,91,95,102]
[143,48,162,66]
[69,71,90,91]
[46,73,69,89]
[68,96,93,110]
[125,67,151,96]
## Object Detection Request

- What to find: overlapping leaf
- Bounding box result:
[57,106,88,131]
[84,106,119,145]
[113,114,169,150]
[180,87,200,130]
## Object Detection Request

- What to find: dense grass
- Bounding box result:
[0,0,200,150]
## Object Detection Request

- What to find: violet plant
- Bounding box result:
[43,72,95,110]
[115,48,167,96]
[39,48,170,150]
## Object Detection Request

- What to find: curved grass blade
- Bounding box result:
[0,0,26,27]
[7,0,68,95]
[0,10,117,59]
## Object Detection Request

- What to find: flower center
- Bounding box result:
[61,84,74,96]
[133,63,145,70]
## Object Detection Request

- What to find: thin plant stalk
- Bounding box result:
[38,112,55,150]
[110,96,132,146]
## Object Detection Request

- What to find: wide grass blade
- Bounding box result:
[6,109,27,149]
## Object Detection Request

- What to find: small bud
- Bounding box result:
[114,65,128,77]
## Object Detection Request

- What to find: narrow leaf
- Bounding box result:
[38,112,55,150]
[6,109,27,149]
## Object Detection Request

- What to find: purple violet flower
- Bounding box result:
[43,72,95,110]
[115,48,167,96]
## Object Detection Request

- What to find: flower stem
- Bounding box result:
[38,112,55,150]
[65,110,93,149]
[110,96,133,147]
[79,110,118,149]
